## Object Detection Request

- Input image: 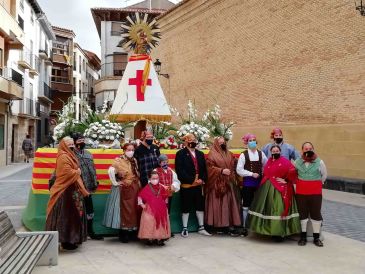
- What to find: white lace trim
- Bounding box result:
[248,210,299,220]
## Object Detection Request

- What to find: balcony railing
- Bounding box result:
[101,62,127,77]
[38,82,53,101]
[51,76,70,83]
[53,40,68,49]
[43,83,53,99]
[2,68,24,87]
[19,98,34,116]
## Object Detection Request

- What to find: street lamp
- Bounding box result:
[153,59,170,78]
[355,0,365,16]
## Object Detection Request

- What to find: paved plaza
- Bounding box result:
[0,163,364,273]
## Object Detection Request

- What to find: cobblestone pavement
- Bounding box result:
[322,199,365,242]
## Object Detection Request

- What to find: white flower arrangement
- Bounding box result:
[177,122,210,142]
[84,120,124,142]
[202,104,235,141]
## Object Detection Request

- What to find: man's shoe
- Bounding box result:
[198,228,212,236]
[181,228,188,238]
[298,238,307,246]
[156,240,165,246]
[313,238,324,247]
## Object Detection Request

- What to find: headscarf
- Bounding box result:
[270,128,283,139]
[46,138,88,217]
[206,137,235,197]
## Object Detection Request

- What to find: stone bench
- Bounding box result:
[0,211,58,274]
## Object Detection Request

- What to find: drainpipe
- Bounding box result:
[5,100,13,165]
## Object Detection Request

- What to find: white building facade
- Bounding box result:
[6,0,54,163]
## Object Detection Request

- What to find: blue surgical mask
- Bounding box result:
[248,140,257,149]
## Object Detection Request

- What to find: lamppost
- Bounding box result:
[355,0,365,16]
[153,59,170,78]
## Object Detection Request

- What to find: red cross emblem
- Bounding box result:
[128,70,152,101]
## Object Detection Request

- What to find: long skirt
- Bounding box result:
[138,205,170,240]
[120,183,139,230]
[103,183,139,230]
[46,185,87,244]
[205,183,241,228]
[103,185,121,229]
[248,180,301,237]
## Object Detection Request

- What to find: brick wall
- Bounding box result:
[154,0,365,179]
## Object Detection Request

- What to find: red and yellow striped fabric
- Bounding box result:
[31,148,243,194]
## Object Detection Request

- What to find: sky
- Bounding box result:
[37,0,181,58]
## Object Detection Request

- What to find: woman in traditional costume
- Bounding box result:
[46,137,89,250]
[205,137,241,235]
[248,145,301,239]
[103,143,140,243]
[138,170,170,246]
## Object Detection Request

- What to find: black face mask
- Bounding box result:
[76,143,85,150]
[274,138,283,144]
[145,139,153,145]
[272,153,280,159]
[220,144,227,150]
[188,142,197,148]
[304,150,314,158]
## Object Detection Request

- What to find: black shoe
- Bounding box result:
[129,230,139,242]
[90,233,104,240]
[272,236,285,242]
[298,238,307,246]
[119,231,129,243]
[241,228,248,237]
[61,242,78,250]
[313,238,324,247]
[27,160,29,163]
[145,239,154,246]
[156,240,165,246]
[170,233,175,238]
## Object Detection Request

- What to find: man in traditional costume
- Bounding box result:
[175,133,211,237]
[46,137,89,250]
[134,131,160,187]
[295,142,327,247]
[236,133,267,236]
[72,132,103,240]
[262,128,300,161]
[205,137,241,235]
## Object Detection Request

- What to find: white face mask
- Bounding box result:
[125,151,134,158]
[150,179,159,185]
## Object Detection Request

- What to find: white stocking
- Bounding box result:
[196,211,204,227]
[182,213,189,229]
[300,218,308,232]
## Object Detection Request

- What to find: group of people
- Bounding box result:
[45,127,327,250]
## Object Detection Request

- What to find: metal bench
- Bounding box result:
[0,211,58,274]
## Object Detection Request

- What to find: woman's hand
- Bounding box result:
[222,169,231,176]
[276,177,287,184]
[140,203,146,209]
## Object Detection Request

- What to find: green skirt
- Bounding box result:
[248,180,301,237]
